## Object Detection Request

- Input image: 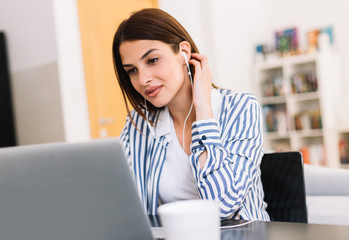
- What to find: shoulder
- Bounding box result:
[215,88,260,111]
[215,89,263,139]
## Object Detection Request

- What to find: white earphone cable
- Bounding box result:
[182,52,194,153]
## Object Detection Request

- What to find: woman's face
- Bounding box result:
[119,40,188,108]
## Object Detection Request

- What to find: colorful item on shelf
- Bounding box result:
[339,137,349,164]
[307,30,320,53]
[307,26,334,52]
[275,27,299,56]
[263,106,288,133]
[291,72,318,94]
[294,109,322,131]
[300,144,326,166]
[256,26,334,60]
[261,76,285,97]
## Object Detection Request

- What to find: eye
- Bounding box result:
[126,68,137,76]
[148,58,158,64]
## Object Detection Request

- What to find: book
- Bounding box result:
[301,144,326,166]
[263,106,288,133]
[275,27,299,56]
[339,138,349,164]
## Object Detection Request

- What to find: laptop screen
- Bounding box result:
[0,138,154,240]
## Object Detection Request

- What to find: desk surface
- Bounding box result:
[150,216,349,240]
[220,220,349,240]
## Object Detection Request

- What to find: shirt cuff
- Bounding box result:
[191,119,223,153]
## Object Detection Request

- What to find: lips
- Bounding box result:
[145,86,162,97]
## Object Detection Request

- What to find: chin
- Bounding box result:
[151,103,167,109]
[148,99,168,109]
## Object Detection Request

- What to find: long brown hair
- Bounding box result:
[112,8,206,123]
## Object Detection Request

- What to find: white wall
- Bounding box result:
[207,0,267,92]
[0,0,57,72]
[52,0,90,142]
[0,0,65,145]
[0,0,90,145]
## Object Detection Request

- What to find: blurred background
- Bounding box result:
[1,0,349,168]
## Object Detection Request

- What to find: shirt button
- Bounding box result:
[198,140,203,145]
[202,135,207,140]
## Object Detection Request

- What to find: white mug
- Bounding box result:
[158,199,220,240]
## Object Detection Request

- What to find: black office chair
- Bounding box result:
[260,151,308,223]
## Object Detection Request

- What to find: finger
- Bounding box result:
[190,53,209,71]
[189,58,202,78]
[190,53,208,62]
[188,59,201,71]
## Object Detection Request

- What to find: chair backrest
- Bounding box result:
[260,151,308,223]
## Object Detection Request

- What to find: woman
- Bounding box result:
[113,8,269,220]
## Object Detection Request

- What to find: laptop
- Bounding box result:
[0,138,154,240]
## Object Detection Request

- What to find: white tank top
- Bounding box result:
[158,117,200,204]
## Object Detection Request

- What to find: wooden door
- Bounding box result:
[77,0,158,138]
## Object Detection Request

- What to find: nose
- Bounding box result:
[138,68,152,86]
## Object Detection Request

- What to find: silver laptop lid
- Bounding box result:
[0,138,154,240]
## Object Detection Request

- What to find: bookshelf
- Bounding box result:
[253,50,342,168]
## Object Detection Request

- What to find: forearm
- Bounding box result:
[198,151,207,169]
[190,103,263,218]
[195,100,214,168]
[193,144,257,219]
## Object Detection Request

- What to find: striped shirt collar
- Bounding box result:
[154,88,222,138]
[154,106,172,138]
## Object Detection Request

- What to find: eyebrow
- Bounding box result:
[122,48,158,68]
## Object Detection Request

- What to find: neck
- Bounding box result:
[167,80,194,126]
[167,76,196,155]
[168,93,195,155]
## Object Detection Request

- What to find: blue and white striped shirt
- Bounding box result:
[119,88,269,220]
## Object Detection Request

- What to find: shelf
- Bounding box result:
[261,96,286,105]
[292,129,323,138]
[255,53,317,70]
[265,129,323,141]
[265,131,290,140]
[261,92,320,104]
[255,59,283,70]
[291,91,320,102]
[287,53,317,65]
[338,128,349,134]
[341,164,349,169]
[255,51,343,168]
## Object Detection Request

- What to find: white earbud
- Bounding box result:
[181,51,192,79]
[181,51,189,67]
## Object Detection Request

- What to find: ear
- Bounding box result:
[179,41,191,62]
